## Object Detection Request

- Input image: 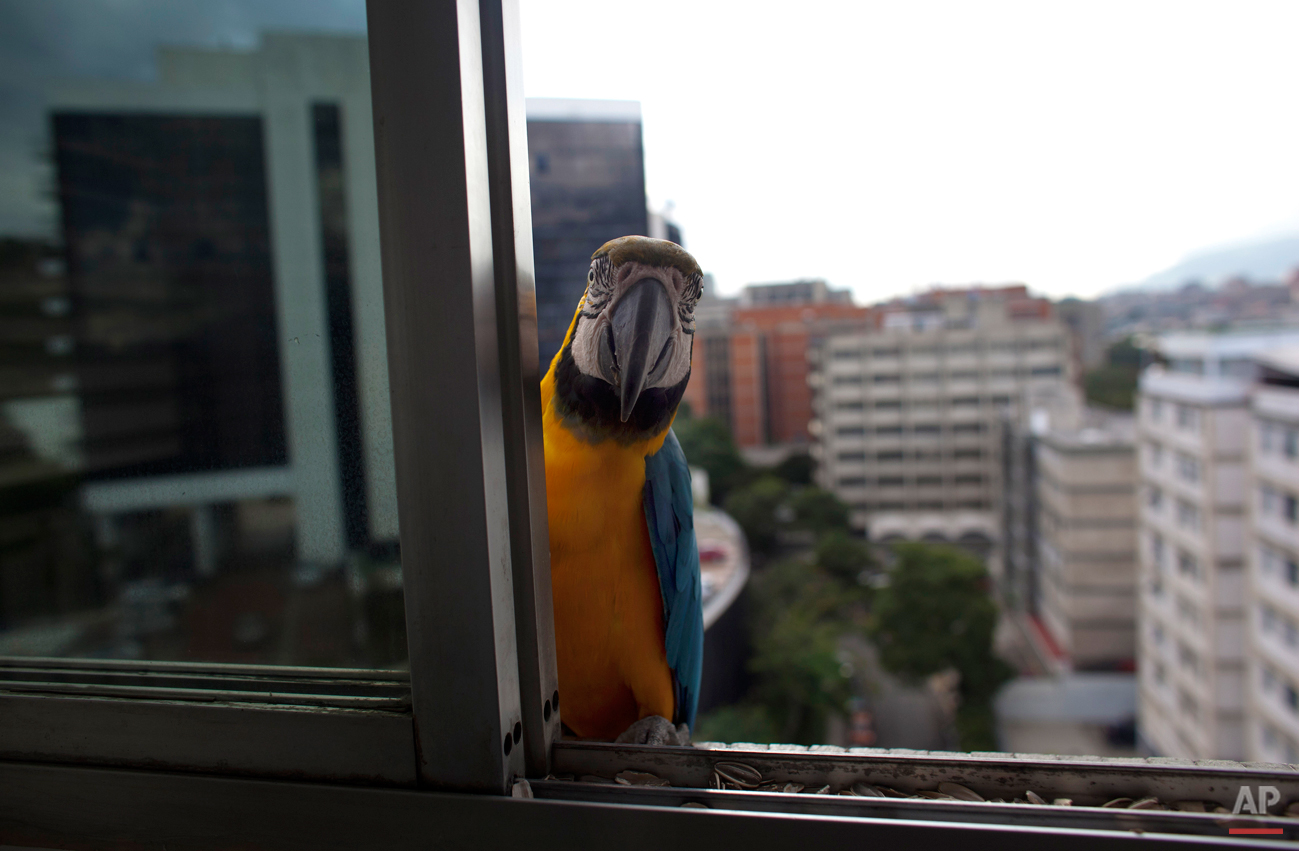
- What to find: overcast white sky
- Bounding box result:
[519,1,1299,302]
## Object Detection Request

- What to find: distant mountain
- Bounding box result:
[1134,233,1299,292]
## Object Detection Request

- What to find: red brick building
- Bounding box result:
[684,289,872,449]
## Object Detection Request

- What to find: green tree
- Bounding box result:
[870,542,1013,750]
[814,530,875,586]
[771,452,815,485]
[1083,336,1143,410]
[722,475,789,555]
[745,558,855,743]
[673,413,753,505]
[790,486,851,536]
[694,702,780,744]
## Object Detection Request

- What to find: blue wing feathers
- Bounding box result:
[643,429,704,732]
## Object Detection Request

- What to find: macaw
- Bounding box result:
[541,235,704,746]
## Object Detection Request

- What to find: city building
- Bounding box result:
[683,280,870,459]
[1033,411,1137,672]
[812,286,1074,554]
[51,34,393,571]
[526,98,651,368]
[1244,348,1299,763]
[22,31,710,665]
[0,240,94,637]
[1101,274,1299,340]
[737,278,854,309]
[46,35,662,573]
[999,408,1041,623]
[1055,297,1106,374]
[1135,330,1299,759]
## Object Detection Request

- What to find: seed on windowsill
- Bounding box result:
[715,762,762,788]
[615,770,670,787]
[1102,797,1134,808]
[783,783,804,794]
[878,786,910,798]
[681,801,709,808]
[1025,790,1047,805]
[938,782,983,802]
[1053,798,1073,806]
[579,775,617,785]
[916,790,955,800]
[1129,797,1162,810]
[851,782,885,797]
[809,785,831,795]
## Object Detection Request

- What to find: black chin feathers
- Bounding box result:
[554,340,687,445]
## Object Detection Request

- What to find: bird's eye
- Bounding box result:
[588,270,595,284]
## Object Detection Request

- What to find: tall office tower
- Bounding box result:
[1243,349,1299,763]
[1033,412,1137,671]
[525,99,649,369]
[56,112,287,480]
[1135,331,1299,759]
[812,286,1075,557]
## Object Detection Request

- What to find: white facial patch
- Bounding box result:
[569,294,607,380]
[569,258,695,390]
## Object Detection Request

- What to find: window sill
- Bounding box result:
[541,741,1299,839]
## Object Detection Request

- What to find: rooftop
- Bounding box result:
[1153,328,1299,360]
[524,97,642,123]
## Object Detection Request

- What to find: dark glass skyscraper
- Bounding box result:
[54,113,287,479]
[525,100,648,368]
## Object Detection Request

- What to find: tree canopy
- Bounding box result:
[1083,336,1143,410]
[673,412,752,505]
[870,542,1013,749]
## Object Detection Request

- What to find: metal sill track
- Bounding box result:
[544,741,1299,838]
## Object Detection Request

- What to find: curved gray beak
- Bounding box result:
[601,277,675,422]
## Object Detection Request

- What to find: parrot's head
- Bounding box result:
[553,236,702,443]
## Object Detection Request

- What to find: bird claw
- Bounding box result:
[615,715,691,746]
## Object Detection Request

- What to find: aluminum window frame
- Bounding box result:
[0,0,556,794]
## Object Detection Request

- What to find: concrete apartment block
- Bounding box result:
[1245,350,1299,763]
[1137,368,1249,759]
[1034,417,1137,670]
[1133,331,1299,760]
[811,287,1074,555]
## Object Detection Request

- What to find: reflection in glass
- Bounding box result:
[0,27,405,668]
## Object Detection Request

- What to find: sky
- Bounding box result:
[1,1,1297,303]
[518,1,1299,301]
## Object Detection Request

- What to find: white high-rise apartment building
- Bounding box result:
[1244,349,1299,763]
[1136,331,1299,760]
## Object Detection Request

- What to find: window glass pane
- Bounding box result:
[0,5,406,667]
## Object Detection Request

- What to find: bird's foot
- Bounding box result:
[615,715,691,746]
